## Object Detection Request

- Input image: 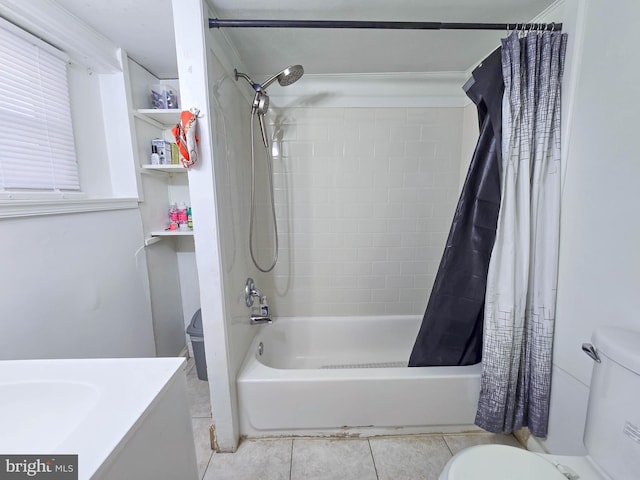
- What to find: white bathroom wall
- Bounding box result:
[540,0,640,454]
[172,0,266,451]
[263,107,465,316]
[0,4,158,361]
[459,103,479,190]
[206,51,258,374]
[0,208,156,359]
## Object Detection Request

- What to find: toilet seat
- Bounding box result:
[440,445,572,480]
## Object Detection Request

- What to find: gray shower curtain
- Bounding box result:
[475,30,567,437]
[408,47,503,367]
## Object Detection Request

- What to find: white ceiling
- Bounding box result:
[53,0,557,79]
[53,0,178,78]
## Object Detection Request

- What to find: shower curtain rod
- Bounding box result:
[208,19,562,31]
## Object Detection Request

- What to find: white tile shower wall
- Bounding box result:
[263,107,465,316]
[207,59,258,373]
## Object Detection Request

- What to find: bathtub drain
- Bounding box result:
[258,342,264,356]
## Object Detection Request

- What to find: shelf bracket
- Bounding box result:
[145,236,162,246]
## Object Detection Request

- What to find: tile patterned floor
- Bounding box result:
[184,359,524,480]
[184,359,214,479]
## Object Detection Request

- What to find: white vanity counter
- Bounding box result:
[0,357,198,479]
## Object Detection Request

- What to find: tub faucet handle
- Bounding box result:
[582,343,601,363]
[245,278,262,307]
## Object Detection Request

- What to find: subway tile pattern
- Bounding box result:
[260,107,465,316]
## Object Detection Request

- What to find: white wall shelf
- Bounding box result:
[135,108,181,127]
[141,164,187,174]
[132,101,190,237]
[150,229,194,237]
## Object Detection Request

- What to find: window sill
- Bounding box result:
[0,197,139,218]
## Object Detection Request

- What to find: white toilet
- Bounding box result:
[440,326,640,480]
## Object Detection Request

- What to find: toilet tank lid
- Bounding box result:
[592,327,640,374]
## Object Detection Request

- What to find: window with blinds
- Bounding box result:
[0,19,80,192]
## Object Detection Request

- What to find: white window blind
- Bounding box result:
[0,20,80,191]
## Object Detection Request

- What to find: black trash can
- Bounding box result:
[186,308,207,381]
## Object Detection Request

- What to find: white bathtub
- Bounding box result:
[0,358,198,480]
[237,316,482,437]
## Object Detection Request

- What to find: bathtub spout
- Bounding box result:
[250,315,272,325]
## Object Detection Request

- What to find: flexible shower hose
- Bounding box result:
[249,114,279,272]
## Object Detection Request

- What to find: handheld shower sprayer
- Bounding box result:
[234,65,304,148]
[233,65,304,272]
[251,90,270,148]
[260,64,305,89]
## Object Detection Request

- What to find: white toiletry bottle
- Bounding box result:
[150,145,160,165]
[260,296,269,317]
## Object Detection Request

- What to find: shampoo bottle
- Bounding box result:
[177,202,188,229]
[150,145,160,165]
[260,296,269,317]
[169,203,178,224]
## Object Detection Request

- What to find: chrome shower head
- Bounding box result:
[259,64,305,90]
[261,65,304,89]
[235,65,304,92]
